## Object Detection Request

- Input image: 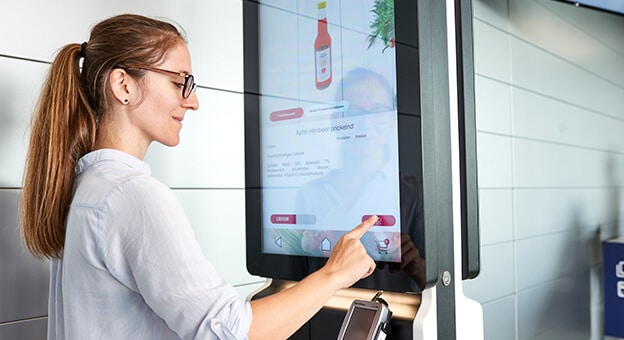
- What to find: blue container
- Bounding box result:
[604,238,624,338]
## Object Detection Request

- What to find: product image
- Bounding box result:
[314,1,332,90]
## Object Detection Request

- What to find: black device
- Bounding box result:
[337,291,393,340]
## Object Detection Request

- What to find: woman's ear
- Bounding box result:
[109,68,132,105]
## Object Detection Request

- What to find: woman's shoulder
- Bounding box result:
[74,149,175,209]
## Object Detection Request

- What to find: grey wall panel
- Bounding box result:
[0,58,49,187]
[473,0,509,31]
[480,296,515,340]
[513,87,624,153]
[182,0,245,92]
[515,188,617,239]
[0,318,47,340]
[474,76,512,135]
[173,189,261,285]
[511,0,624,89]
[473,20,511,82]
[0,190,49,322]
[516,230,585,291]
[517,275,591,340]
[513,138,623,188]
[0,0,244,93]
[477,189,513,245]
[539,0,624,57]
[510,36,624,120]
[145,89,245,189]
[463,242,514,303]
[476,133,513,188]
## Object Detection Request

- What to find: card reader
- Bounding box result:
[336,291,393,340]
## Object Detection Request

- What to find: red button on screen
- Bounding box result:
[271,214,297,224]
[362,215,396,226]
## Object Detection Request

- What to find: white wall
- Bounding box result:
[463,0,624,339]
[1,0,624,339]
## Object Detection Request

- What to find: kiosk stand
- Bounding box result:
[243,0,483,338]
[248,281,420,339]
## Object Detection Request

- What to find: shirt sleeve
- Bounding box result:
[100,175,252,340]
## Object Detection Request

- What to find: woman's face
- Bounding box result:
[130,42,199,148]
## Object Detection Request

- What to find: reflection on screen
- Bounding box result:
[258,0,401,262]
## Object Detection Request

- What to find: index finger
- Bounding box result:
[347,215,378,239]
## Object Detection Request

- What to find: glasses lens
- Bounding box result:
[183,75,196,98]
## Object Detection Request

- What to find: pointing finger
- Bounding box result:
[347,215,378,239]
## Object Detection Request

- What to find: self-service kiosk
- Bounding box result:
[243,0,482,338]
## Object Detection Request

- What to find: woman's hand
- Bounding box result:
[248,215,379,340]
[321,215,378,289]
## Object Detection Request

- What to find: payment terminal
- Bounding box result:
[337,291,393,340]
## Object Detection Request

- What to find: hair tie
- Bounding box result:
[79,42,87,58]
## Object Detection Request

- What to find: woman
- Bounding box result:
[20,13,377,340]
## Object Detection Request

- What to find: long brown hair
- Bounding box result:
[21,14,186,258]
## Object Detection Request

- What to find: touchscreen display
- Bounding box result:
[257,0,401,262]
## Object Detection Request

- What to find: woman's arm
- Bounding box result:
[248,215,378,340]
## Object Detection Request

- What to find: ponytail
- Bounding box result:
[21,43,96,259]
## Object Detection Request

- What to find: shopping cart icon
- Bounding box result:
[376,239,390,253]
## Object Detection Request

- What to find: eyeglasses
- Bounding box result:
[126,64,196,99]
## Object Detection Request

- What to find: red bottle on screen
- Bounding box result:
[314,1,332,90]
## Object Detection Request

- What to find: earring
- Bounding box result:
[124,99,129,104]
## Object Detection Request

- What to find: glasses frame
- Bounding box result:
[126,64,196,99]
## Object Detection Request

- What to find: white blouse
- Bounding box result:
[48,149,252,340]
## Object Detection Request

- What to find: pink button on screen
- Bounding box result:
[270,107,304,122]
[362,215,396,226]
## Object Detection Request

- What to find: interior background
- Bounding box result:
[1,0,623,338]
